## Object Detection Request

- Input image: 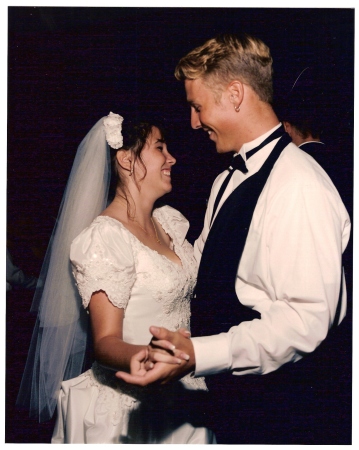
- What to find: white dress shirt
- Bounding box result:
[192,124,351,377]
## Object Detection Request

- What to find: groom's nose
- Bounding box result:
[190,109,202,129]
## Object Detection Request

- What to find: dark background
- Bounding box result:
[6,7,354,443]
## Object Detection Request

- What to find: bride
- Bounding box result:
[17,112,215,444]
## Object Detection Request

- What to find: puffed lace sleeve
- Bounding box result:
[70,217,135,310]
[153,205,190,246]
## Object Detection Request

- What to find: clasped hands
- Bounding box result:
[116,326,195,386]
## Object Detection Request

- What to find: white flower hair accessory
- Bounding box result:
[103,112,124,149]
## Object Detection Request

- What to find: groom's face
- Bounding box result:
[184,77,238,154]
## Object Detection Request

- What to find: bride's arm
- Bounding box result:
[89,291,185,372]
[89,291,146,371]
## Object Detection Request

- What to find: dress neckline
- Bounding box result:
[95,214,183,268]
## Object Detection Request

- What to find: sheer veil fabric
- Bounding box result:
[17,117,111,422]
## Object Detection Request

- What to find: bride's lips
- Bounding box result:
[162,168,171,177]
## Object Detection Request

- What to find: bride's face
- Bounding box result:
[135,127,176,197]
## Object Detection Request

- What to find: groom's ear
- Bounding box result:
[227,80,244,106]
[116,149,132,171]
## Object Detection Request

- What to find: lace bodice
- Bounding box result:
[70,205,198,339]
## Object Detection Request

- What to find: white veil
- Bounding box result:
[17,116,112,422]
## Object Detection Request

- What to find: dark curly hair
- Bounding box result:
[107,118,166,216]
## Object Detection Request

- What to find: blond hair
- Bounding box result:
[175,33,273,103]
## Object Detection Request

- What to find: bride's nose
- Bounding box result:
[167,152,176,165]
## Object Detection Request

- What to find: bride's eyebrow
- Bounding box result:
[156,138,166,143]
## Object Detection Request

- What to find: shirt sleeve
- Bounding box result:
[192,171,351,377]
[70,219,136,310]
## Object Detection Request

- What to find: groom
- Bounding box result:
[118,33,351,444]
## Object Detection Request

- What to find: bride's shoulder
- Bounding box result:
[155,204,188,220]
[72,215,131,250]
[154,205,190,245]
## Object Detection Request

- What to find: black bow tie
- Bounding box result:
[229,153,248,174]
[228,124,286,174]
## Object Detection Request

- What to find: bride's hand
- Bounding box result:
[117,359,188,386]
[128,348,150,377]
[117,327,195,385]
[126,347,171,376]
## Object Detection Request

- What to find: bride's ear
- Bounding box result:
[116,150,132,173]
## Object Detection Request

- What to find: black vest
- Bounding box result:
[191,133,291,338]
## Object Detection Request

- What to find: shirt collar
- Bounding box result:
[237,123,282,161]
[299,141,325,147]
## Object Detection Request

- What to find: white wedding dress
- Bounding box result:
[51,205,215,444]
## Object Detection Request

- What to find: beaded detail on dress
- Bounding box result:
[70,206,207,425]
[73,207,198,330]
[73,236,136,309]
[131,207,197,333]
[80,361,207,427]
[82,363,138,426]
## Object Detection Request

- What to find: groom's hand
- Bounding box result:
[148,326,196,379]
[146,327,192,367]
[150,326,194,363]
